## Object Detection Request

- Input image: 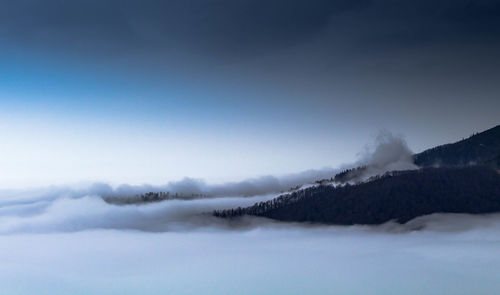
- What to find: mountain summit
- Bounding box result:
[414,125,500,168]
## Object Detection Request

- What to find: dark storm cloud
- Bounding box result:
[0,0,368,60]
[2,0,498,63]
[2,0,499,143]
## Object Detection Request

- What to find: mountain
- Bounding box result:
[214,166,500,225]
[215,124,500,225]
[330,125,500,184]
[414,125,500,168]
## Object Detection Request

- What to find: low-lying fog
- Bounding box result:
[0,132,497,294]
[1,187,500,295]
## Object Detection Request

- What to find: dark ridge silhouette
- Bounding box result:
[330,125,500,184]
[214,166,500,225]
[332,166,367,184]
[414,125,500,168]
[103,191,208,205]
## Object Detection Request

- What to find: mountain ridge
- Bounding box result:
[215,124,500,225]
[414,125,500,168]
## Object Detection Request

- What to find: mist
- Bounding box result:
[0,191,282,234]
[0,130,417,210]
[2,130,498,295]
[1,211,500,295]
[1,180,500,295]
[333,130,418,183]
[1,171,500,294]
[359,131,417,171]
[0,130,420,235]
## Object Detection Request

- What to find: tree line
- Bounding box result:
[215,166,500,225]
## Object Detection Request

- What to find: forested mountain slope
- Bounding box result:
[414,125,500,168]
[331,125,500,184]
[215,166,500,225]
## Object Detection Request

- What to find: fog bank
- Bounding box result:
[0,192,282,234]
[1,174,500,294]
[1,222,500,295]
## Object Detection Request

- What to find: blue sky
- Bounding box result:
[0,54,361,187]
[0,0,499,188]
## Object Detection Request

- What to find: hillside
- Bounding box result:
[414,125,500,168]
[214,166,500,225]
[330,125,500,184]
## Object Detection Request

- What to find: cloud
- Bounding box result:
[0,166,338,203]
[0,129,467,234]
[359,130,417,171]
[0,129,417,208]
[0,189,281,233]
[2,178,500,234]
[3,0,498,66]
[102,130,417,197]
[0,0,367,61]
[0,164,338,233]
[336,130,418,183]
[1,209,500,294]
[1,162,499,295]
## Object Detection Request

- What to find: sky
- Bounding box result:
[0,0,499,188]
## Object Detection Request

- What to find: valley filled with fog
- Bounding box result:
[1,130,499,294]
[1,186,500,295]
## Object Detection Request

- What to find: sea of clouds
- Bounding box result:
[1,131,498,294]
[1,209,500,295]
[1,183,500,295]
